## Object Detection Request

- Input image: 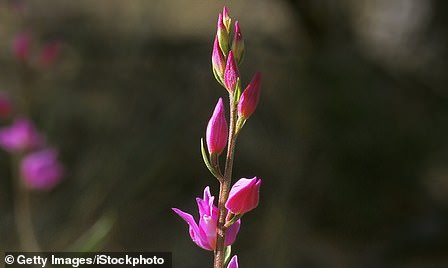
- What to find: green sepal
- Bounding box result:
[201,138,222,181]
[233,78,242,105]
[235,116,247,135]
[212,66,225,88]
[224,245,232,267]
[218,29,230,56]
[224,213,244,228]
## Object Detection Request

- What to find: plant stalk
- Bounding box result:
[214,95,238,268]
[13,154,41,252]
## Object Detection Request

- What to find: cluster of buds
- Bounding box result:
[173,7,262,268]
[11,32,62,68]
[0,92,64,190]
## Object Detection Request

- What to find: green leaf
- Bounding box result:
[201,138,222,181]
[224,245,232,267]
[212,66,225,87]
[67,213,115,251]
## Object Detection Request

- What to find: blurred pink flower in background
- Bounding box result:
[11,32,32,61]
[172,187,240,251]
[38,40,62,67]
[0,92,12,119]
[0,118,45,152]
[20,148,64,190]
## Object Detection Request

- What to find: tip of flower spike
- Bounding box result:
[223,6,229,18]
[222,6,231,31]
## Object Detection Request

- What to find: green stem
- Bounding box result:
[13,154,41,252]
[214,94,239,268]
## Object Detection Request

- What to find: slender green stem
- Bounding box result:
[13,154,42,252]
[214,94,239,268]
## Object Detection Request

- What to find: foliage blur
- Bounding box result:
[1,0,448,267]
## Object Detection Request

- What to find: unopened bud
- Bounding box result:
[238,72,261,119]
[206,98,228,155]
[212,36,226,84]
[231,21,245,65]
[224,51,239,93]
[217,13,230,55]
[222,6,232,32]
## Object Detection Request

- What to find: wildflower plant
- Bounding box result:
[173,7,262,268]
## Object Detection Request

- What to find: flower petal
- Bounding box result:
[172,208,212,250]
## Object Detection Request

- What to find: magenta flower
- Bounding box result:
[0,92,12,119]
[12,32,32,61]
[224,51,239,93]
[0,118,45,152]
[231,21,245,65]
[238,72,261,119]
[20,148,64,190]
[212,36,226,83]
[226,177,261,214]
[206,98,228,155]
[228,255,239,268]
[172,187,241,251]
[38,40,61,66]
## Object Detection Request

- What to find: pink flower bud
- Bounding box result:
[222,6,231,31]
[0,92,12,119]
[224,51,239,93]
[238,72,261,119]
[172,187,241,251]
[206,98,228,155]
[212,36,226,83]
[217,13,229,55]
[38,40,61,66]
[231,21,245,65]
[226,177,261,214]
[20,148,64,190]
[0,118,45,153]
[228,256,239,268]
[12,32,32,61]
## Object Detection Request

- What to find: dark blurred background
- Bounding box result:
[1,0,448,267]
